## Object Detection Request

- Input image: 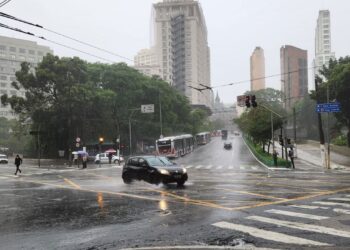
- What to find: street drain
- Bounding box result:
[208,237,254,248]
[159,210,172,216]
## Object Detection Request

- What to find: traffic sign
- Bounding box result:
[316,102,341,113]
[76,137,81,143]
[141,104,154,113]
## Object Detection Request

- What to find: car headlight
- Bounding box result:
[159,169,170,175]
[182,168,187,173]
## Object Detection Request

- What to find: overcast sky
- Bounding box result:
[1,0,349,103]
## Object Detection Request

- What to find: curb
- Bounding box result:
[242,138,291,172]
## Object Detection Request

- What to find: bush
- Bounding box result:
[245,136,290,168]
[332,135,347,146]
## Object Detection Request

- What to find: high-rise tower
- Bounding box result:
[280,45,308,111]
[152,0,212,109]
[314,10,335,73]
[250,47,265,91]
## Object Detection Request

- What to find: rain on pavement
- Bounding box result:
[1,135,350,249]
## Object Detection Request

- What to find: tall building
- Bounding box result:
[152,0,212,110]
[0,36,53,119]
[250,47,265,91]
[134,47,162,78]
[314,10,335,76]
[280,45,308,111]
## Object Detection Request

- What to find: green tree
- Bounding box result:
[311,56,350,147]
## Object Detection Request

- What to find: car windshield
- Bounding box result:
[146,156,175,167]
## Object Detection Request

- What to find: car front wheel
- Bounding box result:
[177,180,186,186]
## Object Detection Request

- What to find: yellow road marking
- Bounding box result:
[4,175,350,212]
[62,177,81,189]
[215,188,287,201]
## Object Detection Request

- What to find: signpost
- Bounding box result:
[316,102,341,113]
[141,104,154,113]
[236,95,246,107]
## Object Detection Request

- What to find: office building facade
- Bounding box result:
[0,36,52,119]
[280,45,308,111]
[314,10,335,74]
[152,0,212,109]
[134,47,162,78]
[250,47,265,91]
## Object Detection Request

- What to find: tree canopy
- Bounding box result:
[1,54,209,156]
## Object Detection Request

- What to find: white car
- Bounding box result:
[94,153,124,164]
[0,154,8,164]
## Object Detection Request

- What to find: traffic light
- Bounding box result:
[286,138,291,145]
[279,135,284,146]
[245,95,251,108]
[251,95,257,107]
[99,137,104,144]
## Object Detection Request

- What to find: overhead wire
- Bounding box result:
[0,0,12,8]
[0,12,321,91]
[0,11,134,62]
[0,22,114,63]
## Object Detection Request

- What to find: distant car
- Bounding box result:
[122,155,188,186]
[0,154,8,164]
[94,153,124,164]
[224,142,232,150]
[234,131,240,136]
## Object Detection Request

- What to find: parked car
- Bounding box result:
[0,154,8,164]
[122,155,188,186]
[94,153,124,164]
[224,142,232,150]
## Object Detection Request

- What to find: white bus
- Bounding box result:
[195,132,211,145]
[156,134,194,158]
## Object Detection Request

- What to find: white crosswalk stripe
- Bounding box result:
[216,165,223,169]
[205,165,212,169]
[240,166,246,170]
[313,201,350,208]
[228,166,234,169]
[248,215,350,238]
[328,197,350,202]
[252,166,258,170]
[333,208,350,215]
[212,221,330,246]
[265,209,329,220]
[289,205,329,210]
[195,165,203,169]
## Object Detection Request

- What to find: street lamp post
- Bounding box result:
[128,109,139,156]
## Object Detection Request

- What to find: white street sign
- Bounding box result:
[141,104,154,113]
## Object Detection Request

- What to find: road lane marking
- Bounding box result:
[248,215,350,238]
[195,165,203,169]
[205,165,212,169]
[239,166,246,170]
[289,205,329,210]
[62,177,81,189]
[186,165,193,169]
[212,221,329,246]
[252,167,258,170]
[333,208,350,215]
[228,166,234,169]
[265,209,329,220]
[313,201,350,208]
[216,165,223,169]
[328,197,350,202]
[216,188,286,201]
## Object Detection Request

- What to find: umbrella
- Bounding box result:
[76,150,89,156]
[105,148,116,153]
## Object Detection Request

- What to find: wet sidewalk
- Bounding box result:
[295,140,350,170]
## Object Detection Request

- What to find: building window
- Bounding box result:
[0,75,6,80]
[0,82,6,87]
[19,48,26,53]
[10,54,15,59]
[10,90,17,96]
[28,50,35,55]
[10,76,16,81]
[19,56,25,61]
[0,45,6,50]
[10,47,16,52]
[37,51,43,56]
[0,89,7,95]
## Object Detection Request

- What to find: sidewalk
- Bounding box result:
[296,141,350,169]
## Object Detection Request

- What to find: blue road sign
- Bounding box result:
[316,102,341,113]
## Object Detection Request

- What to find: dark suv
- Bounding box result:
[122,155,188,186]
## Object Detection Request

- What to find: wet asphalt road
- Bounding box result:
[1,135,350,250]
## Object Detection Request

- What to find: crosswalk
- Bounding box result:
[212,195,350,247]
[180,164,263,171]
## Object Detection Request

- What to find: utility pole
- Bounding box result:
[315,77,326,168]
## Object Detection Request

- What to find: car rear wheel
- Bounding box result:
[177,180,185,186]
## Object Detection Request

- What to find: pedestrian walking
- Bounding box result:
[82,155,87,169]
[14,154,22,175]
[273,149,278,166]
[288,148,295,169]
